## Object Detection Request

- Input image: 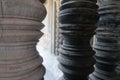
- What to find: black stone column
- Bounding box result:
[89,0,120,80]
[58,0,99,80]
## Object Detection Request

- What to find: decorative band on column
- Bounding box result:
[0,0,46,80]
[58,0,99,80]
[89,0,120,80]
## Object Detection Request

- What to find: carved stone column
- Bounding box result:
[89,0,120,80]
[58,0,99,80]
[0,0,46,80]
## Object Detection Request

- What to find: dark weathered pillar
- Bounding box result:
[58,0,99,80]
[89,0,120,80]
[0,0,46,80]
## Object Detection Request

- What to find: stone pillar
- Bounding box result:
[0,0,46,80]
[58,0,99,80]
[89,0,120,80]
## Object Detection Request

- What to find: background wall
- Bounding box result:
[37,0,62,80]
[38,0,53,52]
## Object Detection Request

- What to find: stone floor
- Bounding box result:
[37,45,62,80]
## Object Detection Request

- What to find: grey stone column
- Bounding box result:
[58,0,99,80]
[89,0,120,80]
[0,0,46,80]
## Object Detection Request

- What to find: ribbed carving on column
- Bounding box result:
[0,0,46,80]
[89,0,120,80]
[58,0,99,80]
